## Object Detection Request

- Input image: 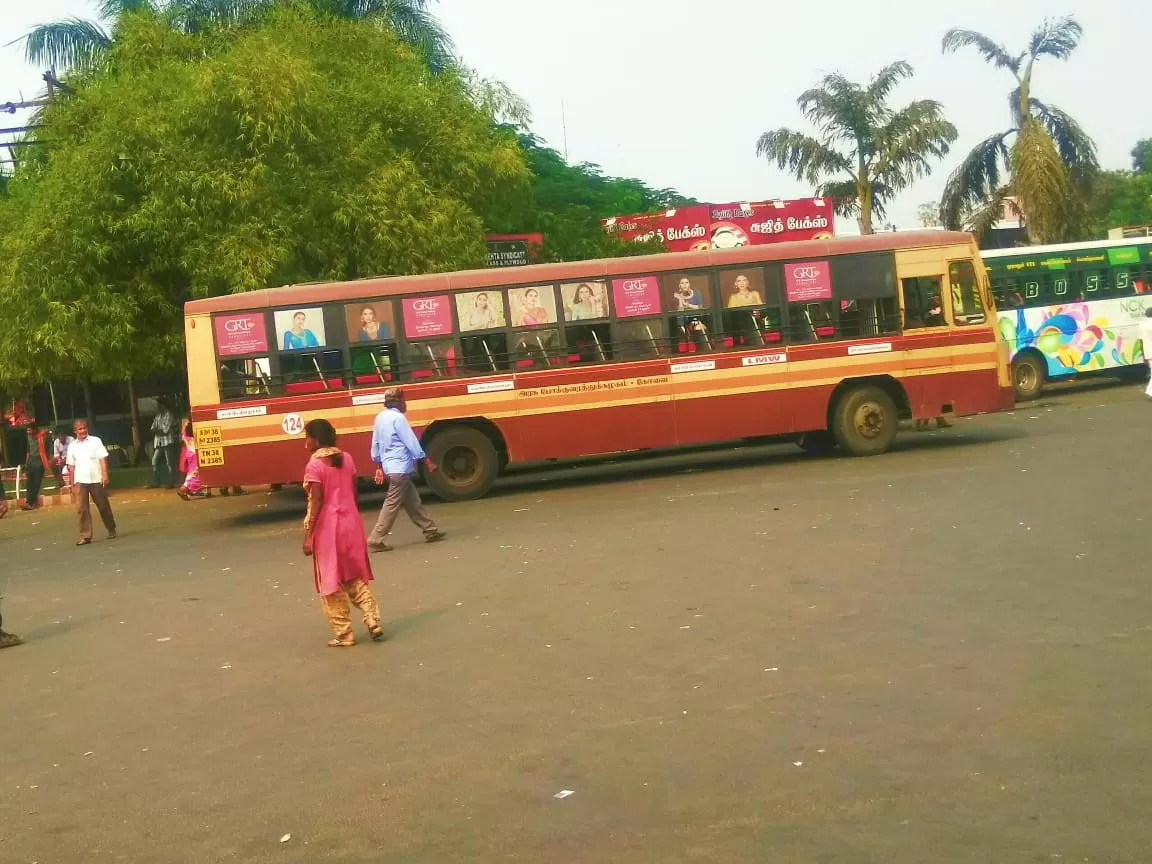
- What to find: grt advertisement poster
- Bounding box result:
[602,198,834,252]
[214,313,269,357]
[401,295,453,338]
[784,260,833,303]
[611,276,661,318]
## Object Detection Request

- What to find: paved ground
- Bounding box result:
[2,378,1151,863]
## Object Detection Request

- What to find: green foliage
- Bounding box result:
[1081,168,1152,239]
[0,7,529,385]
[22,0,455,74]
[489,133,695,262]
[941,16,1097,243]
[756,61,957,234]
[1131,139,1152,174]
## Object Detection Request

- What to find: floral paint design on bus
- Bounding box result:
[997,298,1150,378]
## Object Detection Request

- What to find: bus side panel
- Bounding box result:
[672,355,794,445]
[186,314,220,409]
[513,364,675,460]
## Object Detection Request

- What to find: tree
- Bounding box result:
[1081,139,1152,238]
[917,201,941,228]
[0,7,528,386]
[755,62,956,235]
[940,16,1097,243]
[23,0,455,75]
[487,134,695,262]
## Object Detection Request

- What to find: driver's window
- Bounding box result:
[900,276,946,329]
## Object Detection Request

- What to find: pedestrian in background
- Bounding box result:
[67,420,117,546]
[367,388,445,552]
[20,421,52,511]
[148,398,181,489]
[53,426,74,490]
[302,418,383,647]
[1141,308,1152,398]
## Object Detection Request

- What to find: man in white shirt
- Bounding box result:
[66,419,118,546]
[1141,308,1152,399]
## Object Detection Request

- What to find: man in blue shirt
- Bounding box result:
[367,388,445,552]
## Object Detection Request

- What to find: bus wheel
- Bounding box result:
[424,426,499,502]
[797,430,837,453]
[832,385,898,457]
[1012,353,1045,401]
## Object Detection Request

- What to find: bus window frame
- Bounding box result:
[662,269,718,354]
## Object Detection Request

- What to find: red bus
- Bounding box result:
[184,230,1013,500]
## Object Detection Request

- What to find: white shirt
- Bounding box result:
[67,435,109,485]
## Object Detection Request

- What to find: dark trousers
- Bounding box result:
[25,462,45,507]
[153,443,181,487]
[77,483,117,540]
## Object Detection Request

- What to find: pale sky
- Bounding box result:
[1,0,1144,231]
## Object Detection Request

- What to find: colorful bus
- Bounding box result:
[984,237,1152,400]
[184,230,1012,500]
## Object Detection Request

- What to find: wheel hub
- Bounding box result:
[853,401,886,439]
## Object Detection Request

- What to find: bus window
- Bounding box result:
[461,334,510,374]
[281,349,344,394]
[840,297,900,338]
[1045,273,1079,302]
[615,319,666,360]
[991,278,1023,310]
[404,340,456,380]
[787,301,836,342]
[219,357,271,400]
[661,273,714,354]
[948,260,986,325]
[900,276,945,328]
[350,344,397,385]
[510,329,560,369]
[1114,267,1141,297]
[718,266,783,349]
[565,324,612,365]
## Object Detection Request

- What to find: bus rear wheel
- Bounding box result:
[423,426,499,502]
[1012,352,1045,401]
[832,385,898,457]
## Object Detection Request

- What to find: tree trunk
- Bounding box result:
[81,380,93,424]
[857,178,874,234]
[127,378,144,466]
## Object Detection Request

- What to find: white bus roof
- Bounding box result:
[982,236,1152,259]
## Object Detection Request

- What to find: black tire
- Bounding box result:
[423,426,499,502]
[1012,352,1046,401]
[831,385,899,457]
[797,430,837,453]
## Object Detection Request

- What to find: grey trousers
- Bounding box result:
[368,473,437,544]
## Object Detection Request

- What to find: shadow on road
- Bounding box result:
[215,425,1027,526]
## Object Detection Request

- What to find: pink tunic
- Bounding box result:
[304,453,374,596]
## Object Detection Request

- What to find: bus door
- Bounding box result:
[897,259,954,419]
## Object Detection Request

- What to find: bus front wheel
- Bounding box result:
[832,386,898,457]
[1012,353,1045,401]
[423,426,499,502]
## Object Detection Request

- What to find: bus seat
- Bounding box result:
[285,379,341,394]
[722,336,735,348]
[515,358,535,369]
[411,369,434,380]
[816,325,835,338]
[765,331,782,343]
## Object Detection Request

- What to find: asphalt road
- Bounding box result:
[2,378,1151,863]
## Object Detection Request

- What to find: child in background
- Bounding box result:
[176,420,210,500]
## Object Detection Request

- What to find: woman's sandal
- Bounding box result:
[369,626,385,642]
[76,538,92,546]
[327,638,355,648]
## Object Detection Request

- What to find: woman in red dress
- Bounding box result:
[302,419,383,647]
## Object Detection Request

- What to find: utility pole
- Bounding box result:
[560,100,568,163]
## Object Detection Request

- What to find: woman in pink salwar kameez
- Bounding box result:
[302,419,383,647]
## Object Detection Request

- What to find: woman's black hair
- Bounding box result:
[184,421,193,438]
[305,418,343,467]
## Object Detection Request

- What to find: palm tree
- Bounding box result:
[756,62,956,235]
[22,0,455,76]
[940,16,1097,243]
